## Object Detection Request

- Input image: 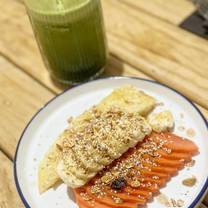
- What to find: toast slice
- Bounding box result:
[38,85,156,193]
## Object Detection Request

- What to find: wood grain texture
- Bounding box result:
[0,0,60,93]
[120,0,195,25]
[1,0,208,109]
[0,56,54,159]
[107,58,208,120]
[102,0,208,109]
[0,151,23,208]
[1,50,207,160]
[0,0,145,94]
[0,0,208,206]
[0,51,149,160]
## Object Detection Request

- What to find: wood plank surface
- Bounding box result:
[0,0,59,93]
[1,0,207,155]
[102,0,208,109]
[1,0,208,109]
[0,52,151,159]
[0,0,147,94]
[0,0,208,207]
[120,0,195,25]
[1,58,207,207]
[0,56,54,159]
[1,51,208,160]
[0,151,23,208]
[1,0,208,158]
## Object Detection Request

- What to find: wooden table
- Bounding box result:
[0,0,208,207]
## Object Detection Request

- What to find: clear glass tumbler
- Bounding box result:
[24,0,108,84]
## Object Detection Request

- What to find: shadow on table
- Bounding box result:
[103,56,124,77]
[50,56,125,91]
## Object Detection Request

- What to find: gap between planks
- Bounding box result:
[1,52,208,207]
[102,0,208,109]
[119,0,195,25]
[0,51,57,95]
[0,52,208,159]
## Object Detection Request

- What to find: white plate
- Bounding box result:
[14,77,208,208]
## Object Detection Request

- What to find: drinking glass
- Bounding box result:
[24,0,108,84]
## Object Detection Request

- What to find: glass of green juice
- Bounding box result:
[24,0,108,84]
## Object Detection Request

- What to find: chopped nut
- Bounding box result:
[156,194,171,207]
[126,163,134,169]
[170,198,177,207]
[157,195,185,208]
[185,160,195,167]
[101,175,113,184]
[182,176,197,187]
[112,197,123,204]
[111,170,120,177]
[67,116,73,124]
[152,176,159,180]
[91,185,101,195]
[56,144,63,151]
[177,199,184,207]
[130,180,141,188]
[80,193,92,201]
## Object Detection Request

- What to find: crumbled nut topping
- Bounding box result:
[157,194,171,207]
[170,198,184,207]
[80,134,170,203]
[129,179,141,188]
[176,199,185,207]
[67,116,73,124]
[56,144,63,151]
[101,174,113,184]
[157,194,185,207]
[186,128,196,138]
[80,192,92,201]
[112,196,123,204]
[182,176,197,187]
[62,107,151,176]
[185,160,195,168]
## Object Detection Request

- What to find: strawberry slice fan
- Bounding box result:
[74,132,199,208]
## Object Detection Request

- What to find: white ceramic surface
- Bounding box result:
[14,77,208,208]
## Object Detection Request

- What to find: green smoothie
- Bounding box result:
[25,0,107,84]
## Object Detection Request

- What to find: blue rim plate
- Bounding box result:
[14,76,208,208]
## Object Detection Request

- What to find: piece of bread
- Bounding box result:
[38,85,156,193]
